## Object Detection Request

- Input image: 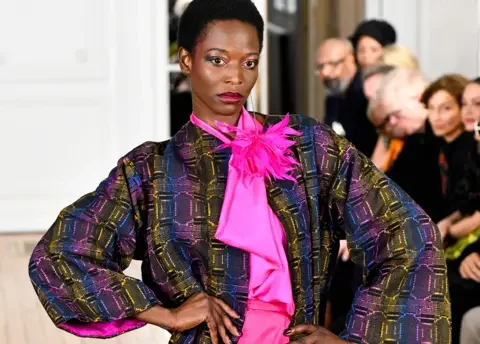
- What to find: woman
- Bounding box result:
[462,77,480,132]
[29,1,450,343]
[379,44,419,70]
[422,74,480,344]
[422,74,473,230]
[349,19,396,71]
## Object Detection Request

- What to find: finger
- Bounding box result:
[285,324,318,336]
[213,298,240,319]
[460,263,467,279]
[464,262,476,280]
[206,317,219,344]
[342,249,350,261]
[470,262,480,282]
[213,302,240,337]
[211,307,230,344]
[289,340,307,344]
[473,255,480,269]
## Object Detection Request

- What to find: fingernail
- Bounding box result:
[283,329,292,335]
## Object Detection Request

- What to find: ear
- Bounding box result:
[178,47,193,76]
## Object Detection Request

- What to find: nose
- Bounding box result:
[224,64,244,85]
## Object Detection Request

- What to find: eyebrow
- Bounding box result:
[436,101,456,107]
[205,48,259,56]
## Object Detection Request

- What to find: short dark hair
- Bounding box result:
[177,0,264,54]
[420,74,470,107]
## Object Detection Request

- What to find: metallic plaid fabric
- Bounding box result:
[29,114,451,343]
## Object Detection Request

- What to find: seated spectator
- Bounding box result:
[462,77,480,132]
[349,19,396,71]
[379,44,419,70]
[421,73,480,344]
[369,68,446,222]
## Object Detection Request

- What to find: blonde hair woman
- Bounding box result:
[380,44,419,70]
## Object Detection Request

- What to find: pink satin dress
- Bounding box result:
[191,108,301,343]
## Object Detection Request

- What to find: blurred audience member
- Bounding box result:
[379,44,419,70]
[316,38,378,156]
[369,68,445,222]
[367,45,420,170]
[462,77,480,132]
[349,19,396,70]
[362,64,395,100]
[422,74,471,235]
[362,64,400,170]
[422,74,480,344]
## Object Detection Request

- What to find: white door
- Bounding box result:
[0,0,170,233]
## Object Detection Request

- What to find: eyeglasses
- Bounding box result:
[314,57,346,75]
[375,110,401,132]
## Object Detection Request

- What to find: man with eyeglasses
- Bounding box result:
[316,38,378,158]
[368,67,446,223]
[317,38,379,336]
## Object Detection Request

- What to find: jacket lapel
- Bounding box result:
[262,116,315,326]
[174,122,250,338]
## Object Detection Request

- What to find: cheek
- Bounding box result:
[447,109,463,125]
[190,65,217,90]
[244,69,259,89]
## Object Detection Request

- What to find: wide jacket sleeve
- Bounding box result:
[314,124,451,343]
[28,156,158,338]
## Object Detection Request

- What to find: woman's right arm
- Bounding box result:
[29,155,241,343]
[28,156,159,338]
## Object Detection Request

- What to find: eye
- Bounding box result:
[206,56,225,66]
[243,60,258,69]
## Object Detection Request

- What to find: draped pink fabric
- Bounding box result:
[190,108,301,343]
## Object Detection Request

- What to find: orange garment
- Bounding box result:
[382,138,405,172]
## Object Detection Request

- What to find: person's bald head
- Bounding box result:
[317,38,352,59]
[316,38,357,95]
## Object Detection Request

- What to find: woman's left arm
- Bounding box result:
[448,211,480,238]
[315,124,451,343]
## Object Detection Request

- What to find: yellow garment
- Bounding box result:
[444,226,480,260]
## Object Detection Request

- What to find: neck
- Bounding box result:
[191,96,242,128]
[443,127,463,143]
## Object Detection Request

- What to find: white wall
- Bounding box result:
[0,0,170,232]
[0,0,269,233]
[365,0,480,80]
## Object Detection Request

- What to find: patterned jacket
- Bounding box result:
[29,114,451,343]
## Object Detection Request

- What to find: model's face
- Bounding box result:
[179,20,260,119]
[428,90,464,140]
[461,83,480,131]
[356,36,383,70]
